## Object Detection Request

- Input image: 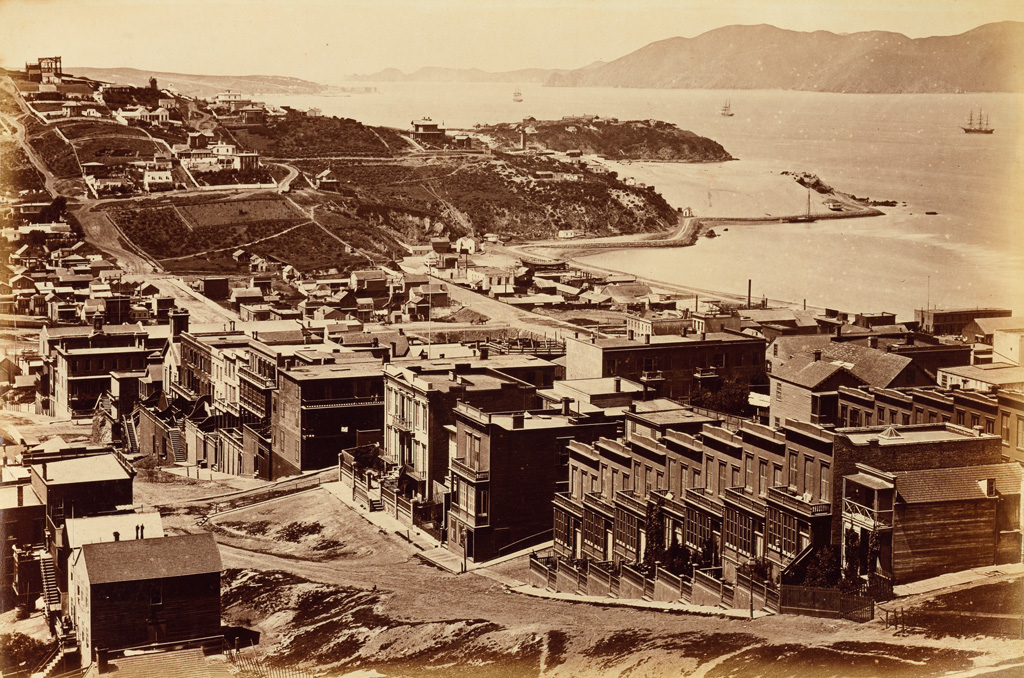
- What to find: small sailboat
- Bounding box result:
[513,86,523,103]
[961,109,993,134]
[789,187,816,223]
[720,100,734,117]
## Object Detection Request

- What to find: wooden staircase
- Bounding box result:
[168,428,186,463]
[368,498,383,512]
[122,415,139,455]
[40,554,61,616]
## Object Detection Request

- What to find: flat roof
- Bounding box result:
[282,360,383,381]
[551,377,645,396]
[578,331,757,350]
[66,512,164,549]
[33,454,131,485]
[840,424,993,446]
[0,484,43,509]
[489,411,580,431]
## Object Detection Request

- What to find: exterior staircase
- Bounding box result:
[40,554,61,616]
[368,498,383,512]
[122,415,139,455]
[169,428,186,463]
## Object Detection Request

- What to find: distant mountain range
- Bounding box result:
[349,62,606,84]
[546,22,1024,93]
[71,21,1023,96]
[66,67,329,97]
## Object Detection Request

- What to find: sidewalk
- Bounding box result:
[891,562,1024,599]
[321,481,439,552]
[509,584,772,619]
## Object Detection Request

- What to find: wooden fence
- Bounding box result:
[780,585,874,622]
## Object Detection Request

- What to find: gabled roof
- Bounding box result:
[969,316,1024,336]
[772,355,850,389]
[894,463,1022,504]
[81,532,221,585]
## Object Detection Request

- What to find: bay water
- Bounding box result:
[262,83,1023,319]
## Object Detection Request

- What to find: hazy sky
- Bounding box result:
[2,0,1022,83]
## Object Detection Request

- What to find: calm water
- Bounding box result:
[263,83,1024,318]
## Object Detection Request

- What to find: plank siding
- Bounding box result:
[89,573,221,654]
[892,501,998,584]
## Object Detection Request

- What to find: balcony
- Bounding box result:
[390,413,414,431]
[684,486,723,517]
[614,489,647,517]
[843,498,893,531]
[724,486,767,517]
[301,395,383,410]
[239,365,276,389]
[583,491,614,517]
[451,457,489,483]
[640,370,665,382]
[650,488,687,518]
[767,486,831,518]
[214,398,240,417]
[553,491,583,518]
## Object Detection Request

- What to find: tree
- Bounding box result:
[641,495,665,570]
[149,76,158,90]
[38,196,67,223]
[0,633,53,674]
[844,528,861,580]
[802,545,840,588]
[690,379,751,417]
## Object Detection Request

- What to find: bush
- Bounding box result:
[0,633,53,674]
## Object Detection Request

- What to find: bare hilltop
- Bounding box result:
[547,22,1024,93]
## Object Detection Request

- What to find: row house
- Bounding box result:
[998,390,1024,465]
[837,385,999,439]
[564,330,766,401]
[382,354,548,509]
[271,357,386,479]
[549,417,1019,609]
[915,307,1012,337]
[448,402,619,563]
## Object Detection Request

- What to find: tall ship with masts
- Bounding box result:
[720,100,734,117]
[513,86,523,103]
[961,109,994,134]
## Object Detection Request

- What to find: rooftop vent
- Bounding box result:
[878,426,903,440]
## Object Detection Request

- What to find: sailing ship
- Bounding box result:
[720,100,734,117]
[961,109,994,134]
[513,86,523,103]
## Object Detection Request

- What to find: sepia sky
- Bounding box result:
[2,0,1022,83]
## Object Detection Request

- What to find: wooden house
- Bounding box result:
[69,532,222,669]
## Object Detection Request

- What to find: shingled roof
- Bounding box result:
[894,463,1022,504]
[81,532,221,585]
[773,342,916,389]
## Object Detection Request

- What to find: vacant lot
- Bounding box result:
[0,138,46,193]
[109,206,303,261]
[27,127,80,178]
[178,196,303,227]
[55,120,150,141]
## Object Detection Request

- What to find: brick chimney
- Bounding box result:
[511,412,525,429]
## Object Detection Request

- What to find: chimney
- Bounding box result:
[869,336,878,349]
[643,334,650,345]
[682,327,688,337]
[97,650,109,674]
[627,329,634,341]
[613,377,621,392]
[113,531,120,541]
[41,463,47,481]
[139,524,144,539]
[812,349,822,362]
[747,279,752,308]
[135,525,140,539]
[836,324,842,338]
[590,336,596,344]
[906,335,915,346]
[511,412,525,429]
[17,485,23,507]
[628,403,636,413]
[479,346,489,360]
[701,332,706,341]
[561,397,572,416]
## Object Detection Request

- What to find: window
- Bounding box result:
[819,462,831,502]
[877,406,885,423]
[1017,417,1024,450]
[850,409,860,427]
[718,461,726,495]
[477,489,488,518]
[724,508,754,556]
[970,413,980,430]
[775,382,782,400]
[840,405,848,424]
[788,451,798,487]
[1001,413,1011,443]
[803,457,813,496]
[692,468,700,489]
[902,413,911,425]
[758,460,768,497]
[767,507,798,556]
[890,409,898,425]
[985,418,994,435]
[731,465,740,489]
[744,455,753,491]
[955,410,965,426]
[772,463,782,489]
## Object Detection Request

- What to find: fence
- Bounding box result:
[192,473,326,524]
[780,585,874,622]
[882,607,1024,638]
[229,651,314,678]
